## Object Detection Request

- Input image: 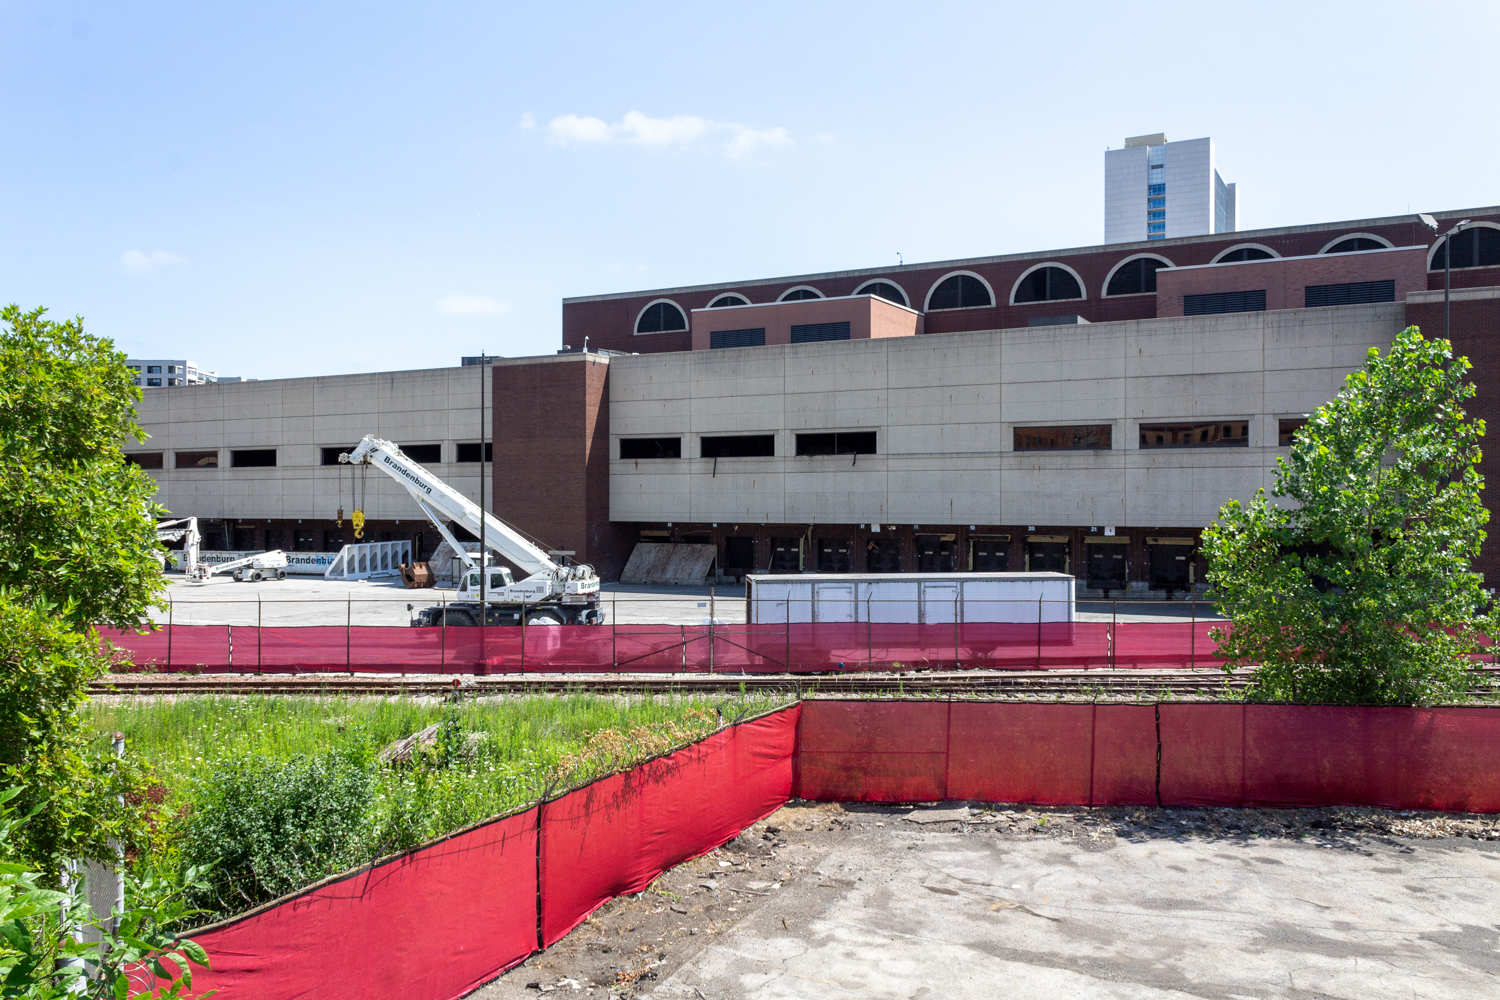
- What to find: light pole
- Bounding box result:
[1421,214,1471,341]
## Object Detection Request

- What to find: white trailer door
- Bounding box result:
[813,581,857,623]
[919,581,960,624]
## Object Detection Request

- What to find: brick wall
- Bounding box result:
[1404,290,1500,584]
[493,355,634,582]
[1156,247,1428,316]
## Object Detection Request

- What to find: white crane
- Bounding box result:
[155,516,202,579]
[340,435,602,626]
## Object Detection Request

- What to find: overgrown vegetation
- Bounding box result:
[1204,326,1492,705]
[90,693,785,919]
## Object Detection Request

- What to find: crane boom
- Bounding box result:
[343,435,558,577]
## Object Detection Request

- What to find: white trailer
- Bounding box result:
[744,572,1075,625]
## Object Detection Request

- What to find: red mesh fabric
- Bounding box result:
[1157,704,1244,807]
[539,707,798,946]
[1090,705,1160,805]
[946,703,1096,803]
[184,809,538,1000]
[793,701,949,801]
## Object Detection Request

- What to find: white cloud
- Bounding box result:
[435,294,510,317]
[536,110,791,156]
[120,249,185,273]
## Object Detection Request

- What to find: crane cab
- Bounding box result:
[457,566,515,599]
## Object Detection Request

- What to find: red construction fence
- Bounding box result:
[104,620,1239,673]
[158,700,1500,1000]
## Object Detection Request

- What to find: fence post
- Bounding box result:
[1035,595,1043,669]
[1111,599,1117,670]
[953,594,960,670]
[709,586,715,675]
[440,594,447,671]
[1190,600,1197,667]
[611,592,617,670]
[166,595,173,670]
[346,593,352,675]
[257,594,263,675]
[785,598,791,671]
[227,624,233,671]
[520,603,526,673]
[867,593,873,671]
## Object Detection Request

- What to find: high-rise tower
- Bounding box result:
[1105,134,1236,244]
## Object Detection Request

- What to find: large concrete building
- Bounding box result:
[1104,134,1237,244]
[130,206,1500,594]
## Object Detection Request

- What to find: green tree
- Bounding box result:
[0,305,162,872]
[1202,326,1491,705]
[0,304,165,631]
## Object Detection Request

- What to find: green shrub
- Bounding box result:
[184,749,375,911]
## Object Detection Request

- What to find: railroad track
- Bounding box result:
[94,668,1257,698]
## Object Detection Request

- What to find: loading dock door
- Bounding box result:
[769,537,802,573]
[916,534,957,572]
[1025,535,1070,574]
[866,537,901,572]
[817,538,852,573]
[1084,537,1129,592]
[969,536,1010,571]
[724,537,755,579]
[1147,536,1195,591]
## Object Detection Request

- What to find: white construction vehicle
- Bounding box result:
[207,549,289,582]
[155,517,202,579]
[339,435,602,626]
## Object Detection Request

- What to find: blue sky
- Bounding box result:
[2,1,1495,379]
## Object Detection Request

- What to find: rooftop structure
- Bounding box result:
[1105,133,1236,244]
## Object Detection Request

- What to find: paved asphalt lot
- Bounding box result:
[481,801,1500,1000]
[150,576,1219,627]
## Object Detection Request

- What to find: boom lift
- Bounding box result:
[155,517,202,579]
[206,549,289,582]
[339,435,602,626]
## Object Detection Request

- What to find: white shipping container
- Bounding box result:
[744,572,1075,625]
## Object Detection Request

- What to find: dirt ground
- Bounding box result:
[473,801,1500,999]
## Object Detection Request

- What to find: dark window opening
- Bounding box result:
[1278,418,1307,447]
[1105,258,1166,296]
[1086,542,1128,591]
[1148,541,1194,591]
[724,537,755,578]
[780,288,821,301]
[795,431,876,456]
[710,328,766,349]
[817,538,852,573]
[916,534,956,573]
[790,321,850,344]
[866,537,901,572]
[769,537,801,572]
[176,450,219,469]
[857,281,908,306]
[124,452,164,469]
[230,449,277,468]
[708,294,749,308]
[701,435,775,458]
[1217,247,1274,263]
[1430,227,1500,270]
[263,529,285,551]
[636,301,688,334]
[620,437,682,460]
[455,442,494,463]
[1183,290,1266,315]
[1324,237,1387,254]
[401,443,442,464]
[928,274,992,310]
[1140,421,1250,448]
[323,529,346,551]
[321,446,357,466]
[233,527,259,550]
[970,538,1009,572]
[1305,280,1395,308]
[1014,266,1082,303]
[294,529,317,551]
[1013,425,1112,451]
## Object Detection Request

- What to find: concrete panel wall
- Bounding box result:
[608,303,1407,529]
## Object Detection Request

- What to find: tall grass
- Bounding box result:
[88,692,789,919]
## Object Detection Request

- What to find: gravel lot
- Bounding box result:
[476,800,1500,999]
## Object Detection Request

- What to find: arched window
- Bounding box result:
[1323,237,1390,254]
[1104,256,1171,296]
[1214,246,1276,263]
[635,300,687,334]
[853,280,909,307]
[1430,226,1500,270]
[926,273,993,310]
[779,287,822,301]
[708,294,749,308]
[1012,265,1082,304]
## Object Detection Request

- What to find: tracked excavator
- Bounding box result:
[339,435,602,626]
